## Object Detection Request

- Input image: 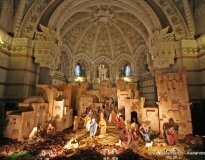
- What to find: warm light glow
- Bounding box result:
[0,37,4,47]
[124,77,130,82]
[75,77,83,82]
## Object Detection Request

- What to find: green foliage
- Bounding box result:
[0,101,8,136]
[4,151,36,160]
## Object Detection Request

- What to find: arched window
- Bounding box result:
[124,64,131,76]
[75,63,82,76]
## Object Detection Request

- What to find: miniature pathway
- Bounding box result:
[65,121,193,160]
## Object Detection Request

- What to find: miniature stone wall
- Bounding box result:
[117,89,132,110]
[30,103,49,128]
[54,107,73,131]
[117,89,159,132]
[4,99,49,141]
[138,107,159,132]
[4,85,73,141]
[77,95,93,116]
[4,110,35,141]
[155,70,192,139]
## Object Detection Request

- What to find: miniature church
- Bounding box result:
[0,0,205,159]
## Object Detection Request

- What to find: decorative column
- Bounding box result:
[34,25,61,85]
[34,41,60,85]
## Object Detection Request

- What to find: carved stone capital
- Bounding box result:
[35,41,60,53]
[149,42,175,69]
[154,57,175,69]
[34,58,56,69]
[34,41,60,70]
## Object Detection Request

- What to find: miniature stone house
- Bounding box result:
[156,70,193,139]
[4,85,73,141]
[117,89,159,132]
[4,98,49,141]
[53,99,72,131]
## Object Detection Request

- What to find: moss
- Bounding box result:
[4,151,36,160]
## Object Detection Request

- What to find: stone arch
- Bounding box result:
[134,45,149,69]
[118,60,131,77]
[48,0,161,36]
[95,61,110,79]
[60,45,72,77]
[115,54,132,69]
[153,0,193,40]
[74,60,87,77]
[18,0,55,38]
[114,54,133,78]
[72,53,91,77]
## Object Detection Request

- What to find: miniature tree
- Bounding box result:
[0,101,8,136]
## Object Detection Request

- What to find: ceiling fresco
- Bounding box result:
[14,0,194,75]
[61,5,148,60]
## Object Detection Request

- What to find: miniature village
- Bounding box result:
[0,70,204,160]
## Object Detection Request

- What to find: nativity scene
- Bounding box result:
[1,72,203,159]
[0,0,205,160]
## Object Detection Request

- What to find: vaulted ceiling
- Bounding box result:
[14,0,194,71]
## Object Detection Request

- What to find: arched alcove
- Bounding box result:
[131,111,138,124]
[124,64,131,77]
[75,63,82,76]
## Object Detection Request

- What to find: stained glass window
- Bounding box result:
[75,63,81,76]
[124,64,131,76]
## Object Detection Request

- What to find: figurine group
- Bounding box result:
[163,118,178,145]
[72,108,107,138]
[72,98,178,146]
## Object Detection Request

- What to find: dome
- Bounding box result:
[60,5,149,59]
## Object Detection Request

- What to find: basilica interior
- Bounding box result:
[0,0,205,159]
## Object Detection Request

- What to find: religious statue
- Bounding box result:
[117,116,124,129]
[139,122,150,142]
[85,117,92,131]
[89,118,98,137]
[165,127,177,145]
[46,123,55,135]
[29,127,38,141]
[73,116,80,132]
[98,116,107,136]
[108,109,117,123]
[126,127,138,149]
[98,64,107,81]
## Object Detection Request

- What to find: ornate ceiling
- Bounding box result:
[61,5,148,59]
[12,0,195,79]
